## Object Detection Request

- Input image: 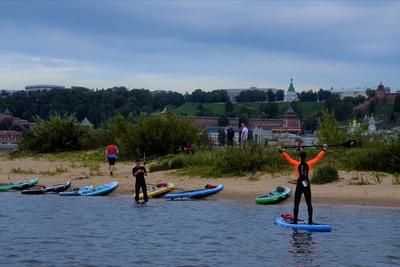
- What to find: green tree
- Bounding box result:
[260,102,278,119]
[315,111,347,144]
[365,88,376,99]
[121,113,207,158]
[236,90,267,102]
[0,118,12,130]
[218,115,228,127]
[225,100,234,116]
[275,90,284,101]
[393,94,400,112]
[20,114,99,153]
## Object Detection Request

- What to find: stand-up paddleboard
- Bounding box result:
[275,214,332,232]
[165,184,223,200]
[255,186,291,204]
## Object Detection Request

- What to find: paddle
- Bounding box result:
[280,139,357,149]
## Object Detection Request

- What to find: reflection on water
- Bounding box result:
[0,193,399,266]
[290,230,315,266]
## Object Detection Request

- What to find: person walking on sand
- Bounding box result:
[240,123,248,148]
[106,144,119,176]
[132,160,148,204]
[277,144,328,225]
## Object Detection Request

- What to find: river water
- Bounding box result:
[0,193,399,267]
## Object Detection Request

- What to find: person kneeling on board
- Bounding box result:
[132,160,149,203]
[277,143,328,225]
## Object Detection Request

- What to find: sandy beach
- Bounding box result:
[1,156,399,207]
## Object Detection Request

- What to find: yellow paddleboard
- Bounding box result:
[134,183,175,200]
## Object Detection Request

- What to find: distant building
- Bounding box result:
[0,130,22,144]
[354,82,398,112]
[25,84,65,92]
[0,108,35,129]
[284,79,298,102]
[80,117,94,127]
[0,108,35,146]
[222,87,281,102]
[331,87,368,99]
[185,105,301,134]
[0,89,18,94]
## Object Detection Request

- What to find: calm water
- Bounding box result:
[0,193,399,267]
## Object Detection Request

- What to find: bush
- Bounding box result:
[311,165,339,184]
[315,110,347,144]
[347,135,400,173]
[216,146,267,175]
[149,160,170,172]
[149,145,290,177]
[105,112,209,159]
[20,114,100,153]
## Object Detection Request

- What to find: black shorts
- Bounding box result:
[108,158,116,165]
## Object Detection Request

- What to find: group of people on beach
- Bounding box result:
[105,140,329,224]
[226,122,249,147]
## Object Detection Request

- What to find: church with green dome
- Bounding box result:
[284,78,298,102]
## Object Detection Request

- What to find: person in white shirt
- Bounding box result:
[240,123,248,147]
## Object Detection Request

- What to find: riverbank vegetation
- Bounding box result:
[8,111,400,180]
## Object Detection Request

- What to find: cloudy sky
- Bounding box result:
[0,1,399,92]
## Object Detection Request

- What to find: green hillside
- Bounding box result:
[174,101,325,119]
[174,103,225,116]
[357,103,394,121]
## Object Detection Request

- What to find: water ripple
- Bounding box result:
[0,195,399,266]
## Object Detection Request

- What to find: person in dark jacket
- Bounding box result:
[132,160,148,203]
[227,127,235,148]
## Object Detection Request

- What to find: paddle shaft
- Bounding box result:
[281,140,357,149]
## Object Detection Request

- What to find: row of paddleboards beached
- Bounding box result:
[0,178,225,199]
[0,178,119,196]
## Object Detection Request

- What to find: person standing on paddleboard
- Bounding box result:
[106,144,119,176]
[278,143,328,225]
[132,160,149,204]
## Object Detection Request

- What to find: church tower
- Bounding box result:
[284,78,298,102]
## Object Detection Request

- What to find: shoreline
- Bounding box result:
[0,157,399,208]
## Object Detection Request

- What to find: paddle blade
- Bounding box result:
[342,140,357,148]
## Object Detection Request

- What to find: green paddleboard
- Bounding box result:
[255,186,291,204]
[0,178,39,191]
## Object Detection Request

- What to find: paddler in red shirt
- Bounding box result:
[106,144,119,176]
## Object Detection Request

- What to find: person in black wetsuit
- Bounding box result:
[132,160,148,203]
[278,144,327,224]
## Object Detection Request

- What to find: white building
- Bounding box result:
[25,85,65,92]
[80,117,94,127]
[284,79,298,102]
[222,87,281,102]
[331,87,368,99]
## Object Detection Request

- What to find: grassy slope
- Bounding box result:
[174,101,392,121]
[174,103,225,116]
[174,102,325,120]
[357,103,394,121]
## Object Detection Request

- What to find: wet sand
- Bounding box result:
[1,157,399,207]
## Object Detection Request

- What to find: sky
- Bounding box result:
[0,1,399,92]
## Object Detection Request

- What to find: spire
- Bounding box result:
[377,82,385,91]
[285,105,295,114]
[3,108,12,115]
[287,78,296,92]
[80,117,93,127]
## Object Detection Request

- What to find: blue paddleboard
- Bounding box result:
[275,216,332,232]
